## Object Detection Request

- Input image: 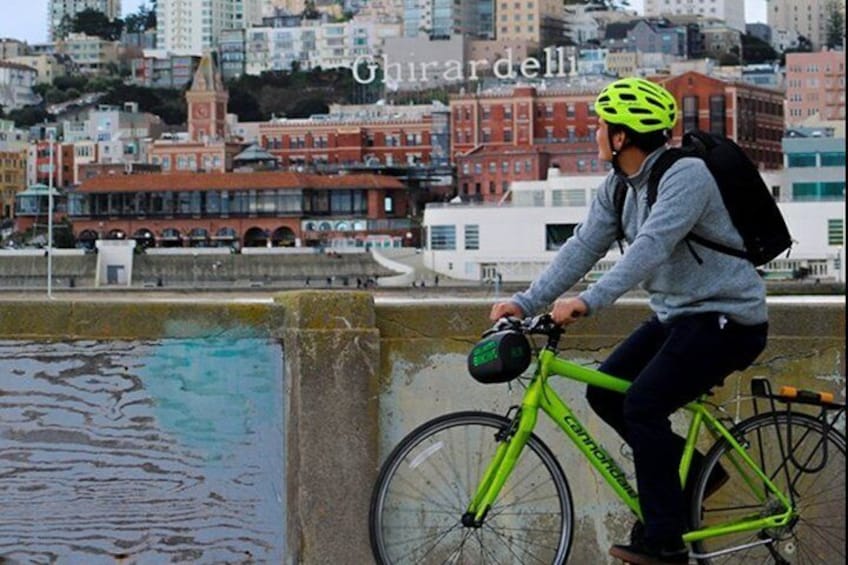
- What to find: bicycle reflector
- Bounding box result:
[467,330,532,384]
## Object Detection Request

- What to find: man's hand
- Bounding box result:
[490,301,525,322]
[551,297,588,326]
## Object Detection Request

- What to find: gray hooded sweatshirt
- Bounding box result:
[510,148,768,325]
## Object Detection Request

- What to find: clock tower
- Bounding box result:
[186,51,229,142]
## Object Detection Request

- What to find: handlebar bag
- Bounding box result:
[467,330,531,384]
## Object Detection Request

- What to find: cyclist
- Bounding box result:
[490,77,769,565]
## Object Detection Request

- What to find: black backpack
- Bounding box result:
[614,130,792,266]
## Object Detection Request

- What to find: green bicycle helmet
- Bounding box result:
[594,77,678,133]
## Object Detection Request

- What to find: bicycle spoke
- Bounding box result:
[370,412,572,564]
[690,411,845,565]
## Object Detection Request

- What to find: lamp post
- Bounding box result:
[47,128,56,299]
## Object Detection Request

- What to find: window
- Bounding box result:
[465,224,479,250]
[820,182,845,199]
[708,95,725,136]
[791,182,818,200]
[787,153,817,167]
[820,152,845,167]
[545,223,577,250]
[682,95,698,132]
[384,195,394,213]
[828,219,844,246]
[431,225,456,250]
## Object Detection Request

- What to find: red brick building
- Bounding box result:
[448,73,785,202]
[659,72,785,170]
[258,116,439,170]
[68,171,409,249]
[449,85,606,201]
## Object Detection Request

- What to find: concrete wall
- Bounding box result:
[0,294,843,563]
[0,253,396,290]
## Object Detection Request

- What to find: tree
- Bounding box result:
[54,75,88,91]
[742,33,778,64]
[125,3,156,33]
[71,8,124,41]
[780,35,814,64]
[719,52,741,66]
[825,0,845,49]
[7,106,50,128]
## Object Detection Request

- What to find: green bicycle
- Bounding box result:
[369,315,846,564]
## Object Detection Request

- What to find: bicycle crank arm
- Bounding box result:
[689,538,778,560]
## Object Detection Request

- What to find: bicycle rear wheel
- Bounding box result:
[369,411,574,564]
[690,411,846,564]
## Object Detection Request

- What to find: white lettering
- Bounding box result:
[520,57,541,79]
[444,59,464,82]
[467,59,488,81]
[493,48,516,79]
[352,56,377,84]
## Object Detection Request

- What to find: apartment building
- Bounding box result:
[401,0,493,39]
[0,61,40,111]
[767,0,845,50]
[785,49,846,125]
[0,39,29,60]
[49,0,121,40]
[129,52,201,88]
[241,17,401,75]
[155,0,265,55]
[56,33,121,75]
[0,150,27,219]
[6,54,69,84]
[643,0,744,32]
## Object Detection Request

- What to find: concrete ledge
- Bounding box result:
[0,300,286,339]
[0,294,842,564]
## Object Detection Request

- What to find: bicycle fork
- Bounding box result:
[463,404,538,527]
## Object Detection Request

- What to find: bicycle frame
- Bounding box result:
[465,347,796,545]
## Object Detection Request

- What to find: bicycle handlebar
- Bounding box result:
[485,314,565,340]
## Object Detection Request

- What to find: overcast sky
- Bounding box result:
[1,0,767,45]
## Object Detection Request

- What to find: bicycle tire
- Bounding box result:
[690,411,846,564]
[369,411,574,564]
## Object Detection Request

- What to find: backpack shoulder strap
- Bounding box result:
[613,175,627,242]
[646,147,687,208]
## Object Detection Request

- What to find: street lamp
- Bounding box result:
[47,128,56,299]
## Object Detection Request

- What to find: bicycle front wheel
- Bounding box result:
[691,411,846,564]
[369,411,574,564]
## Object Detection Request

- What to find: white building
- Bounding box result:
[49,0,121,40]
[643,0,745,32]
[58,102,163,183]
[243,18,401,75]
[0,61,40,111]
[422,167,845,283]
[0,120,29,153]
[156,0,265,55]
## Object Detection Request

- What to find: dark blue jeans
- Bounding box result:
[586,312,768,546]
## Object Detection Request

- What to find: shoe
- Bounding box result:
[609,539,689,564]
